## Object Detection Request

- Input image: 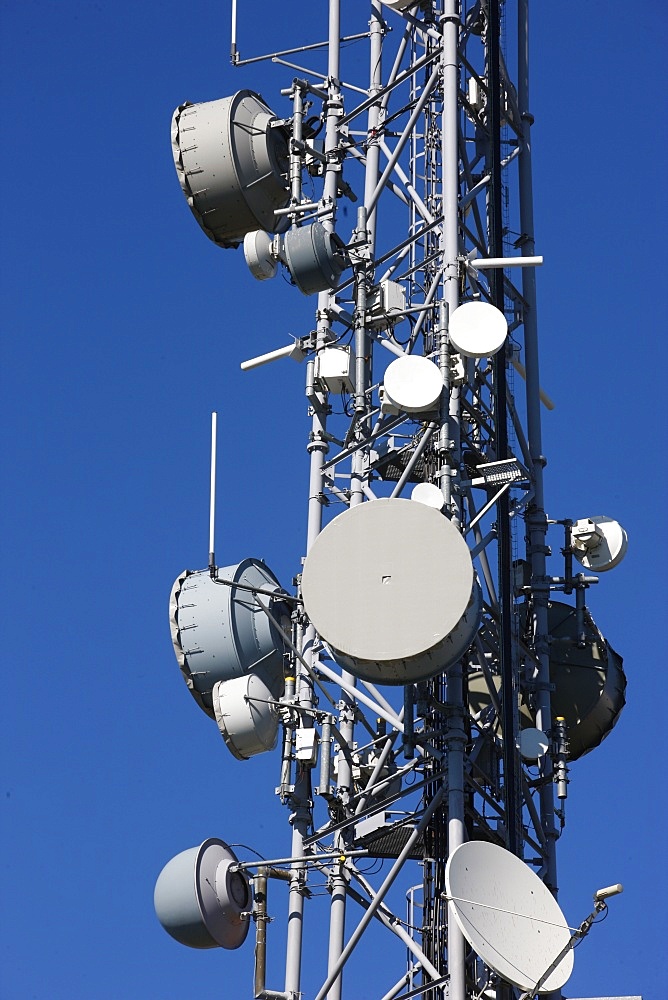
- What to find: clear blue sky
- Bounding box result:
[1,2,666,998]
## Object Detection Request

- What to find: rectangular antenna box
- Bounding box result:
[315,347,354,394]
[369,280,406,329]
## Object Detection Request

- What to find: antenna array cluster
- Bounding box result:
[155,3,631,998]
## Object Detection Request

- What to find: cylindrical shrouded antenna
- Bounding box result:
[209,412,217,574]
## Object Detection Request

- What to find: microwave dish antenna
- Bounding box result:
[283,222,348,295]
[571,515,628,572]
[243,229,279,281]
[169,562,288,717]
[382,354,445,413]
[154,839,251,950]
[212,672,280,760]
[448,300,508,359]
[171,91,289,248]
[445,841,574,992]
[301,498,479,684]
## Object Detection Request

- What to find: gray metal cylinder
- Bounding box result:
[169,560,288,718]
[154,839,251,950]
[283,222,347,295]
[171,91,289,247]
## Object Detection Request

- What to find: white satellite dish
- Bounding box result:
[212,672,280,760]
[445,841,574,992]
[243,230,278,281]
[571,515,628,573]
[519,727,550,762]
[449,300,508,359]
[411,482,445,510]
[382,355,444,413]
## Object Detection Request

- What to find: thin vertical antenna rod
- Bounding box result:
[208,411,217,573]
[230,0,238,62]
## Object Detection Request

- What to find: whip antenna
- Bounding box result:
[208,411,217,575]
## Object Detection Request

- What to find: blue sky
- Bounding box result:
[1,2,667,998]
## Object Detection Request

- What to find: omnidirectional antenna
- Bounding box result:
[209,411,217,576]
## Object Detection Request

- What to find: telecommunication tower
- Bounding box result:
[154,3,634,998]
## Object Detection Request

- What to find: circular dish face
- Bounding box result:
[213,673,279,760]
[572,515,628,573]
[449,300,508,358]
[301,499,475,684]
[445,842,574,992]
[519,727,550,761]
[411,483,445,510]
[383,355,444,413]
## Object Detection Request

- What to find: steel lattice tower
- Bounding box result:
[157,3,630,998]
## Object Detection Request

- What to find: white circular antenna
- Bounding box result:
[212,673,280,760]
[301,499,479,684]
[154,839,251,950]
[449,301,508,359]
[519,727,550,762]
[382,355,444,413]
[445,841,574,992]
[243,230,278,281]
[411,482,445,510]
[571,515,628,573]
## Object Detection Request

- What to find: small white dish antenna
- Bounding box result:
[411,482,445,510]
[213,673,280,760]
[382,355,444,413]
[519,727,550,762]
[449,300,508,359]
[571,515,628,573]
[445,841,574,992]
[243,229,278,280]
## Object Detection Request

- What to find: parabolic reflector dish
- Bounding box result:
[445,841,574,992]
[448,300,508,359]
[154,838,250,950]
[301,498,479,684]
[571,515,628,573]
[171,91,289,248]
[212,673,280,760]
[169,560,288,719]
[382,355,444,413]
[467,601,626,760]
[283,222,348,296]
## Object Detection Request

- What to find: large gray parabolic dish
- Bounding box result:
[445,841,574,992]
[154,839,250,950]
[301,498,479,684]
[169,560,288,719]
[171,91,289,248]
[468,601,626,761]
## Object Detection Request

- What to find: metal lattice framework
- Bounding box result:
[160,3,628,998]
